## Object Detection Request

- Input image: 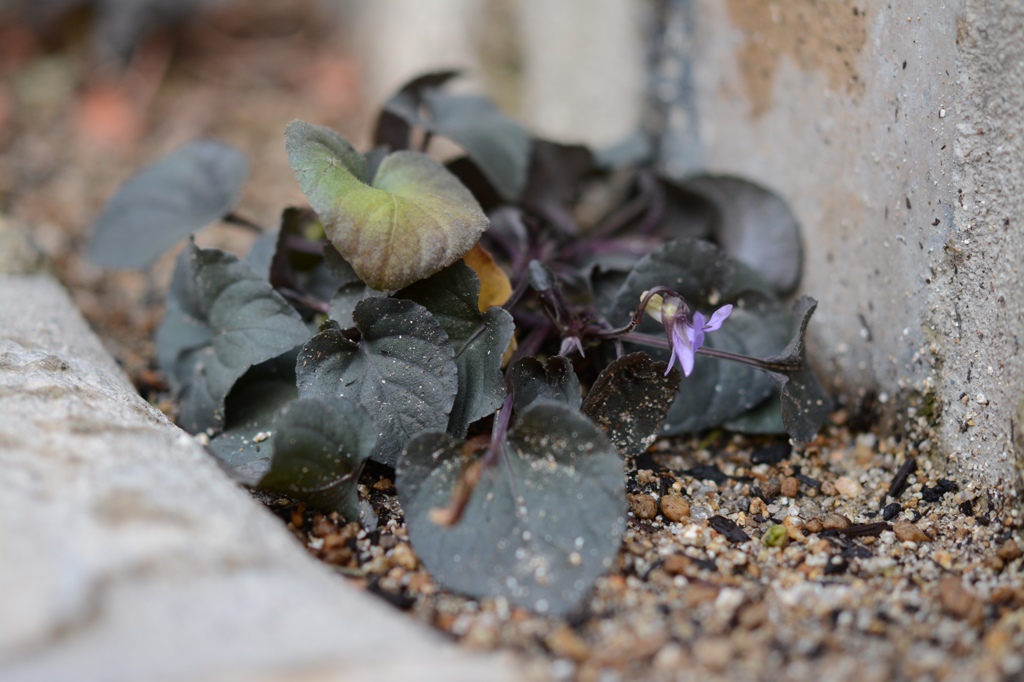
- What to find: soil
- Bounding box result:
[2,7,1021,681]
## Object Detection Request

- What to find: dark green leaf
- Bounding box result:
[268,207,341,304]
[609,239,734,318]
[582,353,680,457]
[322,243,384,328]
[527,259,559,293]
[398,401,626,615]
[396,262,515,436]
[155,241,310,433]
[685,175,803,296]
[295,298,458,467]
[510,356,582,414]
[374,70,460,150]
[379,76,530,201]
[89,140,249,269]
[593,130,652,169]
[246,230,279,279]
[659,179,714,242]
[763,296,831,442]
[721,392,786,434]
[258,397,377,520]
[286,119,489,291]
[208,350,299,485]
[422,91,531,201]
[521,140,595,235]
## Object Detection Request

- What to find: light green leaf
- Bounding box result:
[285,119,489,291]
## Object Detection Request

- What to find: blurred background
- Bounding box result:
[0,0,648,380]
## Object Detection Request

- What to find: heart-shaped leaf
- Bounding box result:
[398,401,626,615]
[89,140,249,269]
[259,397,377,521]
[509,356,582,414]
[685,175,803,296]
[295,297,458,467]
[208,350,299,485]
[155,241,310,434]
[397,261,515,437]
[286,119,489,291]
[582,352,680,457]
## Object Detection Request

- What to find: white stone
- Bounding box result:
[0,273,528,682]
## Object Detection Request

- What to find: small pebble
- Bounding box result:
[893,520,931,543]
[939,575,984,623]
[662,554,693,576]
[996,538,1022,561]
[804,517,824,533]
[737,601,769,630]
[932,549,954,570]
[834,476,864,498]
[652,643,686,670]
[545,626,590,662]
[391,542,419,571]
[636,469,658,486]
[821,513,852,531]
[780,477,800,498]
[761,479,782,500]
[660,494,691,522]
[629,493,658,520]
[693,636,734,672]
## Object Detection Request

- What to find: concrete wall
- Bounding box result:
[344,0,646,147]
[652,0,1024,503]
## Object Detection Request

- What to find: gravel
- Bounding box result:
[269,419,1024,682]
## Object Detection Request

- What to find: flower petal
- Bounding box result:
[673,324,697,376]
[703,304,733,332]
[688,323,705,356]
[678,342,695,376]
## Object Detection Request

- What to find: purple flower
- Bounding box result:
[643,293,732,377]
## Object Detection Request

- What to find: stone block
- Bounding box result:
[0,270,527,681]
